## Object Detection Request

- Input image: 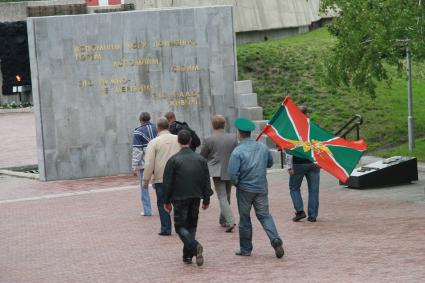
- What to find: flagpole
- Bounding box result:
[256,124,269,141]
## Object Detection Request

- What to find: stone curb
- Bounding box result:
[0,107,34,114]
[1,156,423,181]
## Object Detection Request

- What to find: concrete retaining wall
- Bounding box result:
[128,0,325,33]
[0,1,84,22]
[1,0,328,31]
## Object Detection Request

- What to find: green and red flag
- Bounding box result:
[257,96,368,182]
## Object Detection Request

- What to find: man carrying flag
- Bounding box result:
[286,105,320,222]
[257,97,368,221]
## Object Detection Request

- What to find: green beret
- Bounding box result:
[234,117,255,132]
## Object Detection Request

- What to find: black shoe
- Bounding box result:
[183,257,192,264]
[292,211,306,222]
[307,216,317,222]
[158,232,171,236]
[235,251,251,256]
[271,238,285,258]
[195,244,204,266]
[225,224,236,233]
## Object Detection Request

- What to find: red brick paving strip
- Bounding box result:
[1,172,424,283]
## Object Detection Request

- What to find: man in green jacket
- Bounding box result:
[163,130,213,266]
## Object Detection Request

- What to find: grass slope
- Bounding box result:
[374,138,425,161]
[237,28,425,154]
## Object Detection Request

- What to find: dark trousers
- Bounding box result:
[153,183,172,234]
[172,198,201,258]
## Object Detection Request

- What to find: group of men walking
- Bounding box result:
[131,110,320,266]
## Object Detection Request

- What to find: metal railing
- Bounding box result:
[334,114,363,140]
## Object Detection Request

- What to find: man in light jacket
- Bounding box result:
[144,117,180,236]
[200,115,238,232]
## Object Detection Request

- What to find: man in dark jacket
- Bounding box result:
[163,130,213,266]
[165,111,201,151]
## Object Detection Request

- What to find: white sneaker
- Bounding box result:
[140,212,153,216]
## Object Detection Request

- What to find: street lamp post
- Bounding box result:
[406,43,415,151]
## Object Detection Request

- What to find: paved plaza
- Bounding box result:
[1,113,425,283]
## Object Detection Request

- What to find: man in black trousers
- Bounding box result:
[163,130,213,266]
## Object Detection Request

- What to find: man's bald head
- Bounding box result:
[157,117,169,131]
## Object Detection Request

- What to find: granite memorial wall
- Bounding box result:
[27,6,237,180]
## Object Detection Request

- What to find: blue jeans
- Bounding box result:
[236,189,281,254]
[138,169,152,215]
[289,163,320,218]
[153,183,172,234]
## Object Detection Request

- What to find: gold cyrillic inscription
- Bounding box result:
[128,42,147,49]
[172,65,201,72]
[113,58,160,67]
[154,39,196,48]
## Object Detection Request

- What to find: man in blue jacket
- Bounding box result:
[131,112,157,216]
[228,117,284,258]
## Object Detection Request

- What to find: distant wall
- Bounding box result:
[1,0,329,32]
[0,0,84,22]
[128,0,328,32]
[128,0,331,44]
[0,2,28,22]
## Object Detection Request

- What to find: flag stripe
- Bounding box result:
[263,125,297,149]
[284,97,310,141]
[323,137,368,150]
[264,125,315,161]
[314,151,349,182]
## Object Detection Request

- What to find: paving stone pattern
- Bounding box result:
[1,171,424,283]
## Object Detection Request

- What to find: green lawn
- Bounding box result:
[237,28,425,153]
[374,138,425,161]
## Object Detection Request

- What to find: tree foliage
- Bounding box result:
[320,0,425,96]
